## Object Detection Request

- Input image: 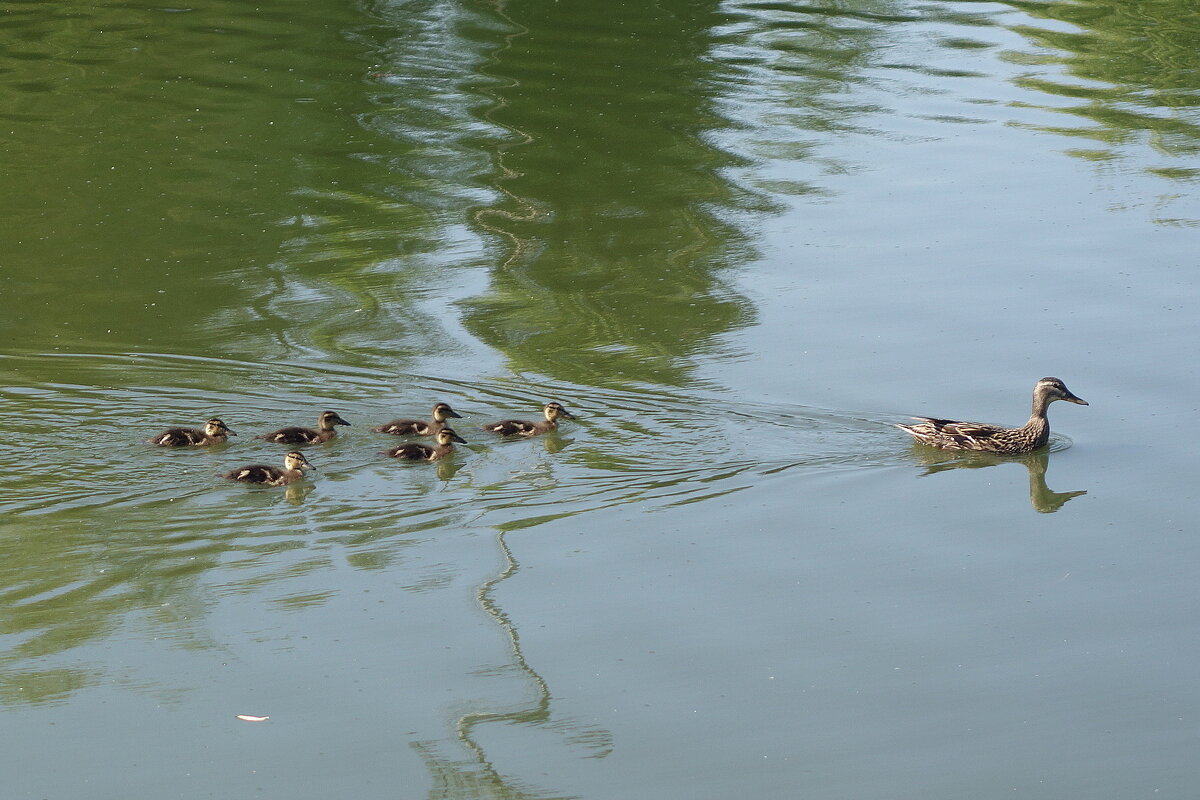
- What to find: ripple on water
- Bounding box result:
[0,351,908,525]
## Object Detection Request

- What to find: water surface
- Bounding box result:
[1,0,1198,797]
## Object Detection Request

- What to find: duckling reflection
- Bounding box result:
[540,432,573,454]
[433,458,466,482]
[910,446,1086,513]
[283,482,314,505]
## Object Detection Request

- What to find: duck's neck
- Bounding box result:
[1029,390,1053,420]
[1021,414,1050,437]
[1022,396,1052,447]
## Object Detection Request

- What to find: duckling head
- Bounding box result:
[206,418,236,437]
[437,427,468,445]
[285,451,316,472]
[433,402,463,422]
[320,411,352,429]
[544,402,576,421]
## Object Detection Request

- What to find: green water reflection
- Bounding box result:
[461,0,759,388]
[1003,0,1200,178]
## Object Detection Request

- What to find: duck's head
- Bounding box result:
[206,418,236,437]
[433,402,462,422]
[437,427,468,445]
[284,451,316,472]
[544,402,576,421]
[320,411,352,429]
[1036,377,1088,406]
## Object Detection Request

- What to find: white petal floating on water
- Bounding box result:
[235,714,270,722]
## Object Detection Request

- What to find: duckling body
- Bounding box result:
[898,377,1087,455]
[483,402,575,437]
[223,451,315,486]
[382,428,466,461]
[149,418,236,447]
[373,402,462,437]
[256,411,350,444]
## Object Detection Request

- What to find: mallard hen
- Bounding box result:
[897,377,1087,455]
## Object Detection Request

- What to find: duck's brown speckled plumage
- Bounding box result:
[256,411,350,444]
[382,428,466,461]
[223,451,315,486]
[483,402,575,437]
[149,418,236,447]
[898,377,1087,455]
[373,402,462,436]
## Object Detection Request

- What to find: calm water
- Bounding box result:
[1,0,1198,797]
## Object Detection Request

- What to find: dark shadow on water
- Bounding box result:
[909,445,1087,514]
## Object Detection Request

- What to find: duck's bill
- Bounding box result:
[1065,393,1088,405]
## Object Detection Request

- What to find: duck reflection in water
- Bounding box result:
[540,431,573,454]
[909,447,1086,513]
[283,482,314,505]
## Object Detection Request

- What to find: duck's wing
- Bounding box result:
[256,427,318,444]
[373,419,431,436]
[483,419,536,436]
[149,427,204,446]
[223,465,282,483]
[383,442,435,459]
[898,417,1006,450]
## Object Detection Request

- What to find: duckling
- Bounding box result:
[483,402,576,436]
[382,427,467,461]
[148,418,236,447]
[373,402,462,436]
[255,411,350,444]
[897,377,1088,455]
[223,451,315,486]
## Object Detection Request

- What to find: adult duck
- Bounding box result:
[897,377,1087,455]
